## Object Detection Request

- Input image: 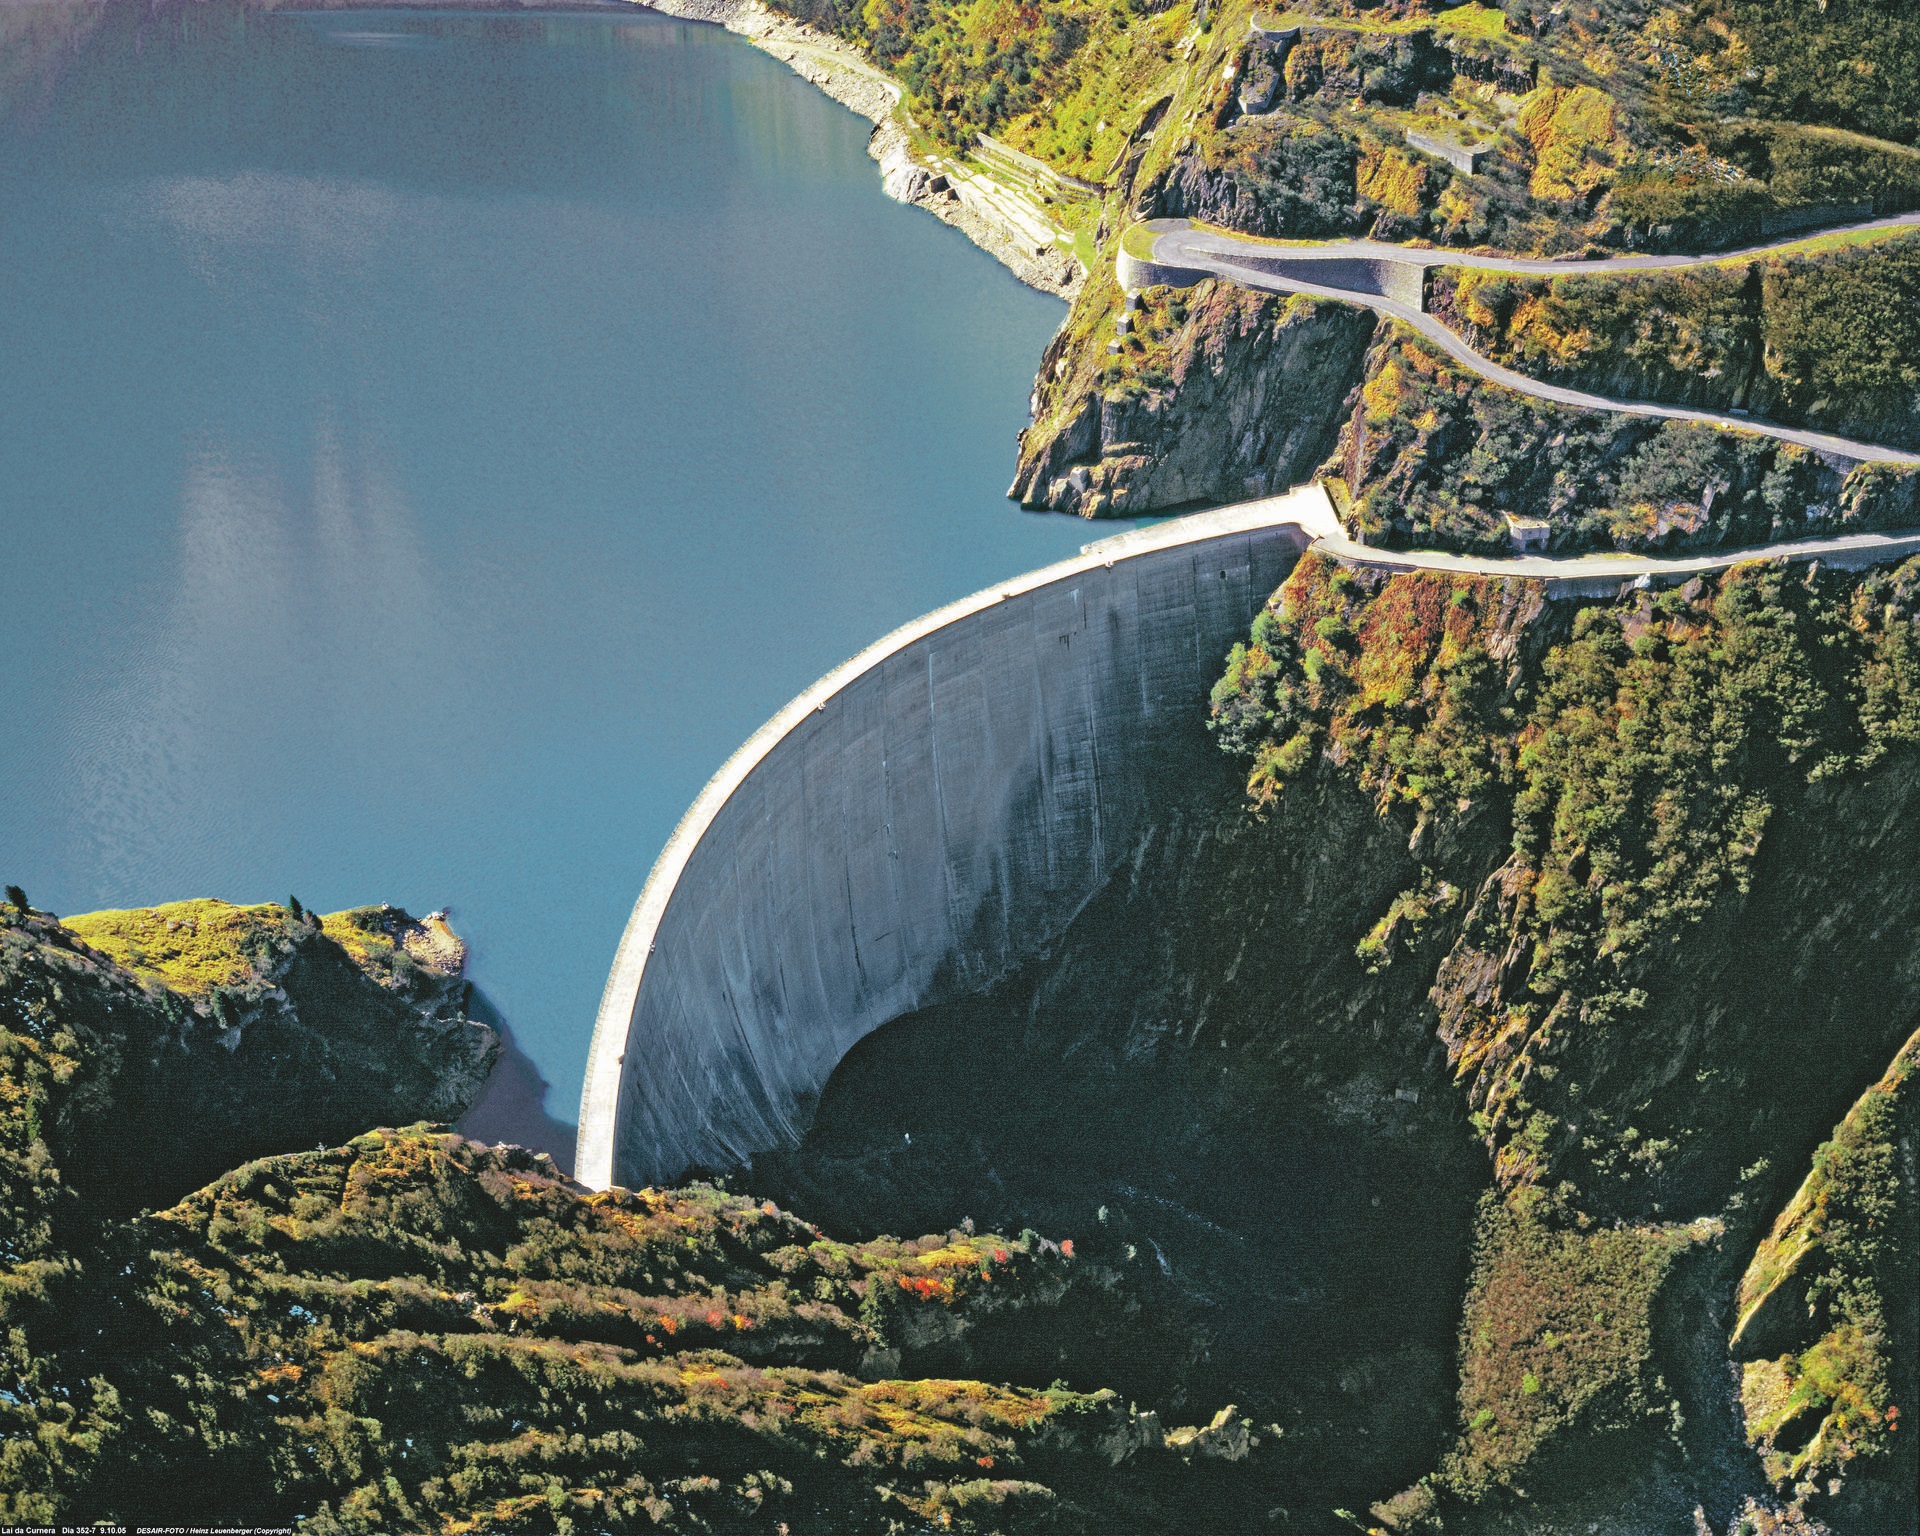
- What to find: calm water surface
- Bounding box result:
[0,1,1093,1150]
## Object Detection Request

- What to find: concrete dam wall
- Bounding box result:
[576,490,1332,1191]
[1217,250,1427,311]
[1117,223,1427,312]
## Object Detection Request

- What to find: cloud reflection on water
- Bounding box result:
[57,421,462,897]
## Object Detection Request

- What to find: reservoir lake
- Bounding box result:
[0,1,1097,1157]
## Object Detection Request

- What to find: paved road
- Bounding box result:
[1087,484,1920,592]
[1160,210,1920,277]
[1132,219,1920,467]
[1315,521,1920,589]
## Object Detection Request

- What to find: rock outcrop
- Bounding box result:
[1012,278,1376,516]
[3,897,497,1210]
[1732,1024,1918,1527]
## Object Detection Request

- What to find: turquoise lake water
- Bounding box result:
[0,1,1093,1155]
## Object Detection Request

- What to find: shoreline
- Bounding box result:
[617,0,1084,300]
[275,4,1082,289]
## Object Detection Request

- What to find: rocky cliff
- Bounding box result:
[1014,274,1920,554]
[1,897,497,1212]
[1012,275,1375,516]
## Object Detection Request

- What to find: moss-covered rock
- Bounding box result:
[1,899,496,1213]
[1733,1025,1918,1521]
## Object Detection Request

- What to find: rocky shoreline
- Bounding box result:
[620,0,1083,299]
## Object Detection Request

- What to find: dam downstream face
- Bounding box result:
[581,483,1490,1518]
[579,507,1323,1188]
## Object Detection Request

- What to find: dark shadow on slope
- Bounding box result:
[455,987,578,1177]
[749,766,1498,1532]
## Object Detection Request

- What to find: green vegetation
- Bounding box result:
[1430,231,1920,451]
[1119,220,1160,261]
[6,901,1330,1532]
[1446,1194,1705,1499]
[66,897,314,997]
[1210,551,1920,1513]
[1732,1026,1918,1496]
[1608,119,1920,251]
[1678,0,1920,147]
[7,1123,1124,1532]
[1515,83,1622,203]
[1258,3,1514,42]
[1762,237,1920,448]
[1327,321,1920,553]
[62,897,463,1001]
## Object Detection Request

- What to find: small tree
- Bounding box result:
[288,895,305,921]
[4,885,26,911]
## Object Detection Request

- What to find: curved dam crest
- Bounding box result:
[576,490,1332,1190]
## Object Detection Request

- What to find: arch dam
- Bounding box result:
[575,487,1333,1191]
[577,473,1920,1191]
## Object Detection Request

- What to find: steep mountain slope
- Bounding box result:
[750,0,1920,532]
[752,553,1920,1534]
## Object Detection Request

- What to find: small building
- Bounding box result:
[1505,512,1550,553]
[1407,129,1495,177]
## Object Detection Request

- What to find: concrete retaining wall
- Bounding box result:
[1405,130,1492,177]
[1118,243,1427,312]
[1116,247,1213,290]
[577,492,1328,1190]
[1121,231,1436,311]
[1219,250,1428,311]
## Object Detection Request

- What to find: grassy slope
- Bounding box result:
[1428,230,1920,452]
[1208,553,1920,1525]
